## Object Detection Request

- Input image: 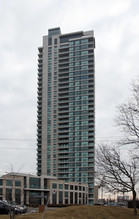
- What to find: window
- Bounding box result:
[69,53,73,57]
[15,189,21,204]
[44,178,47,189]
[70,192,73,204]
[52,193,57,204]
[65,184,68,190]
[81,45,88,50]
[0,179,3,186]
[75,40,80,45]
[54,39,57,45]
[81,39,88,44]
[70,185,73,190]
[69,42,74,47]
[65,191,68,198]
[81,51,88,55]
[29,177,40,189]
[59,191,63,204]
[82,65,88,70]
[6,188,12,200]
[69,47,74,51]
[0,188,2,196]
[15,180,21,187]
[6,180,12,186]
[59,184,63,190]
[75,51,80,56]
[52,183,57,189]
[75,192,78,204]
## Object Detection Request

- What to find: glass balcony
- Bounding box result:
[59,59,69,64]
[58,144,69,148]
[58,129,69,133]
[37,99,42,103]
[59,55,69,60]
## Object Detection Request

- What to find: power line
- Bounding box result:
[0,147,35,150]
[0,170,36,175]
[0,138,35,141]
[0,136,129,146]
[96,135,125,139]
[0,135,125,141]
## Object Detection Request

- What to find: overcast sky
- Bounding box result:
[0,0,139,175]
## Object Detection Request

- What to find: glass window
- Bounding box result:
[70,192,73,204]
[81,45,88,50]
[15,180,21,187]
[15,189,21,204]
[69,47,74,51]
[44,178,47,189]
[29,177,40,189]
[59,191,63,204]
[69,58,74,62]
[65,191,68,198]
[69,53,73,57]
[29,191,41,205]
[6,180,12,186]
[65,184,68,190]
[75,51,80,56]
[52,183,57,189]
[75,192,78,204]
[75,46,80,51]
[54,39,57,45]
[48,68,52,72]
[81,39,88,44]
[70,185,73,190]
[52,192,57,204]
[0,188,2,196]
[75,40,80,45]
[69,63,74,67]
[81,51,88,55]
[82,65,88,70]
[0,179,3,186]
[75,62,80,66]
[6,188,12,201]
[69,42,74,46]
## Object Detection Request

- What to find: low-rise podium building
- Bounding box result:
[0,172,88,206]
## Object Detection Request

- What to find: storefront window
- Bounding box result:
[59,191,63,204]
[29,177,40,189]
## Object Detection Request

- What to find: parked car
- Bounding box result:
[0,200,27,215]
[0,201,10,214]
[19,204,27,213]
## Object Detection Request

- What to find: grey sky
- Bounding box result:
[0,0,139,174]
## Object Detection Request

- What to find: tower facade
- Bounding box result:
[37,28,95,204]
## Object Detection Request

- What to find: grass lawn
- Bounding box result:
[0,205,139,219]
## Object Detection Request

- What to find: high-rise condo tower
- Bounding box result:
[37,28,95,204]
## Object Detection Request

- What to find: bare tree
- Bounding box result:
[116,78,139,149]
[96,144,139,215]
